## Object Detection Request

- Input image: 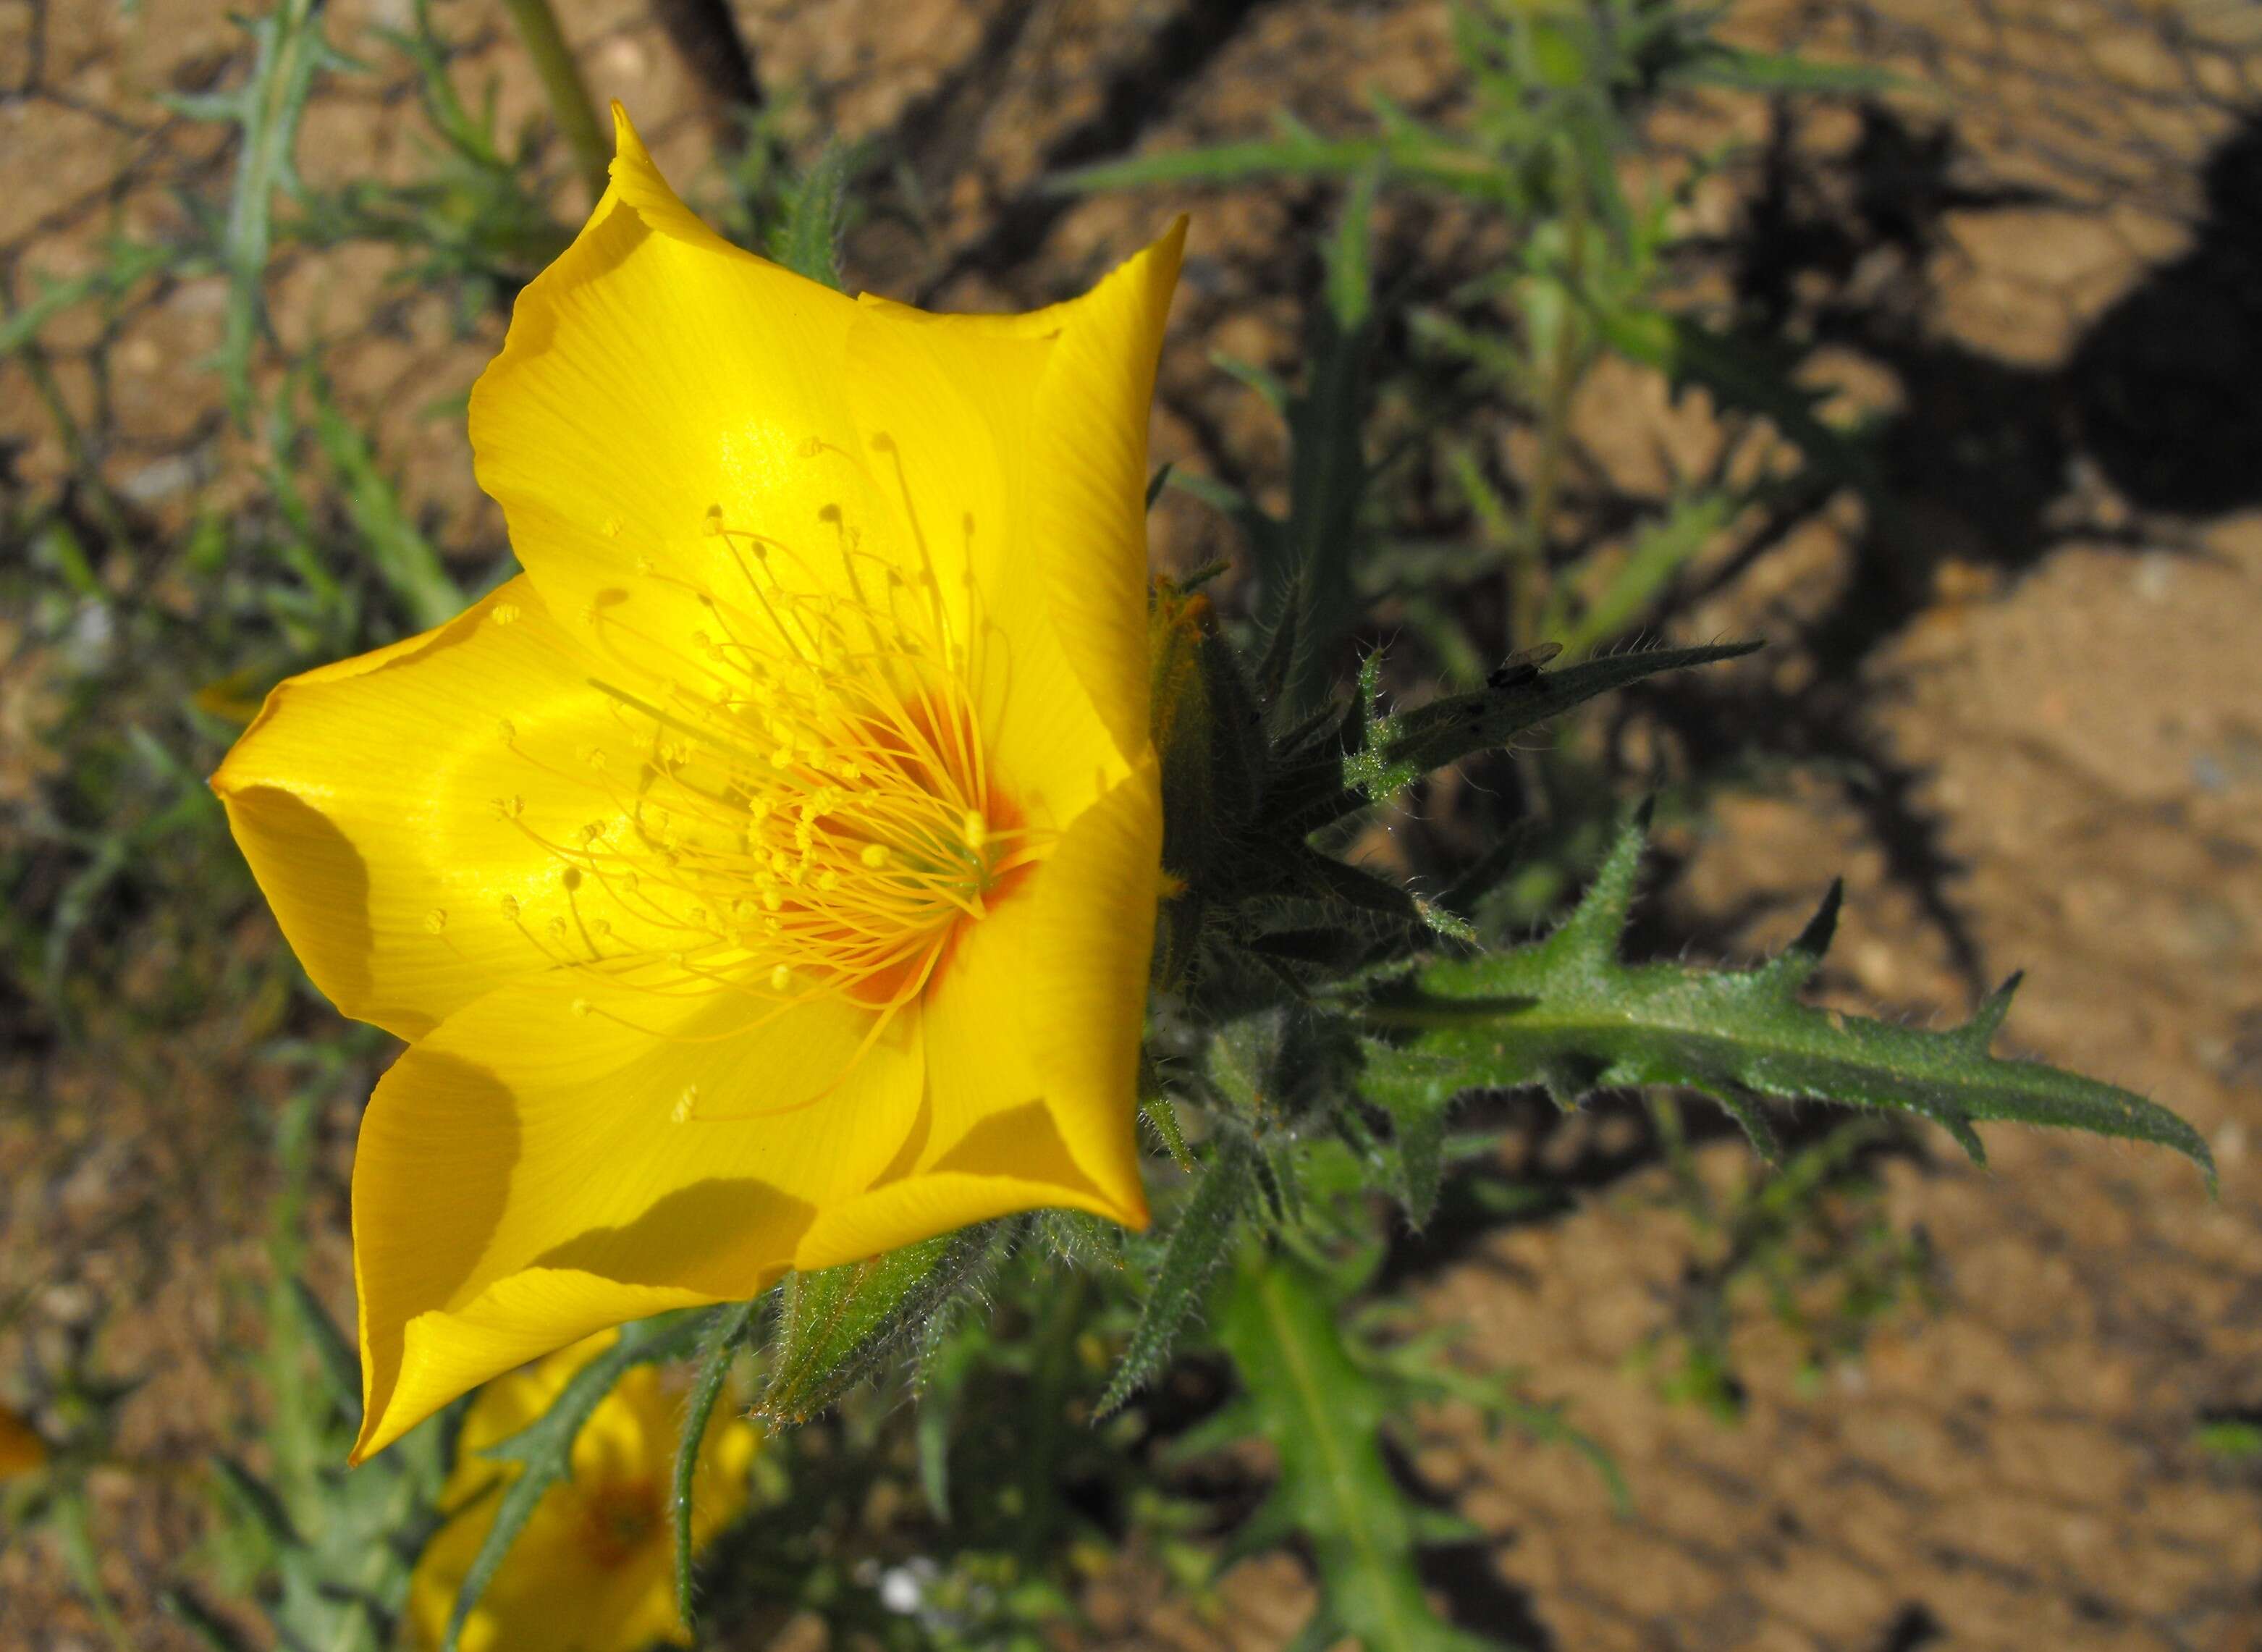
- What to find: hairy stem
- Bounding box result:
[501,0,612,206]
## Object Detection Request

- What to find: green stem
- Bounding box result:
[1018,1268,1089,1562]
[500,0,612,206]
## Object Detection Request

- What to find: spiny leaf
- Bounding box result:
[674,1299,758,1627]
[1379,646,1759,795]
[1097,1145,1259,1416]
[1365,812,2216,1191]
[1212,1248,1505,1652]
[444,1311,709,1651]
[1343,653,1419,803]
[759,1223,998,1426]
[1356,1047,1465,1226]
[1267,644,1757,837]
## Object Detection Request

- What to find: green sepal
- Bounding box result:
[758,1223,1000,1426]
[1150,575,1270,888]
[1097,1145,1259,1417]
[1364,809,2216,1190]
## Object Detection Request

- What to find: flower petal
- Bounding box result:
[1026,757,1163,1227]
[215,578,685,1040]
[1029,222,1186,761]
[791,828,1152,1268]
[469,107,886,687]
[352,961,923,1458]
[840,305,1128,830]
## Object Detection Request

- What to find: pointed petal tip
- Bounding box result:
[609,100,643,164]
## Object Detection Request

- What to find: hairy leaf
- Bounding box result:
[759,1223,998,1426]
[1366,809,2215,1189]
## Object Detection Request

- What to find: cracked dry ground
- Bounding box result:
[7,1,2262,1648]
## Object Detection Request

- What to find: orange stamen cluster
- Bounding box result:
[475,486,1040,1080]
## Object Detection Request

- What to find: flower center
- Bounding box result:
[573,1475,660,1570]
[483,499,1042,1055]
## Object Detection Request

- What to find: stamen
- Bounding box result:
[481,500,1052,1069]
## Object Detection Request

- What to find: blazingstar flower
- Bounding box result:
[0,1404,43,1480]
[215,106,1181,1459]
[408,1333,756,1651]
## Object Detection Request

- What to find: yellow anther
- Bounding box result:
[491,602,521,625]
[770,964,793,993]
[499,895,521,921]
[497,717,517,742]
[423,909,448,935]
[497,796,525,819]
[860,843,891,869]
[701,505,724,536]
[572,997,592,1019]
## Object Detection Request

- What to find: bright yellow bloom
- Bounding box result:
[408,1333,757,1652]
[0,1404,44,1480]
[214,106,1182,1459]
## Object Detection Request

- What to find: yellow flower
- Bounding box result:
[408,1333,757,1652]
[214,106,1183,1460]
[0,1404,44,1480]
